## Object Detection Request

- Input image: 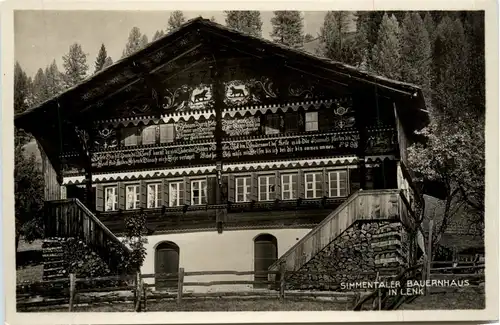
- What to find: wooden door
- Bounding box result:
[254,234,277,288]
[155,242,179,291]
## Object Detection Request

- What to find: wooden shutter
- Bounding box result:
[183,177,191,205]
[140,180,147,208]
[207,176,217,205]
[162,179,169,207]
[251,173,258,201]
[95,184,104,212]
[323,169,329,197]
[274,171,281,200]
[297,171,304,199]
[227,174,235,202]
[179,181,185,205]
[118,183,125,210]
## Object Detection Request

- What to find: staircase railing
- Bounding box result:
[269,189,401,274]
[43,198,132,273]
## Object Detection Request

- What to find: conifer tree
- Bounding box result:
[400,12,432,97]
[209,16,217,23]
[14,62,30,115]
[370,13,401,79]
[224,11,263,37]
[168,10,186,31]
[423,12,436,51]
[94,44,108,73]
[270,11,304,47]
[320,11,358,65]
[32,68,47,105]
[122,27,145,58]
[62,43,88,87]
[304,33,314,43]
[46,60,66,96]
[152,30,165,41]
[103,57,113,69]
[431,17,468,120]
[140,34,149,49]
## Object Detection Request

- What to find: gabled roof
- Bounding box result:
[15,17,428,127]
[14,17,429,177]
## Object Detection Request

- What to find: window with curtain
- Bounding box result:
[104,186,118,211]
[169,181,183,206]
[122,127,139,146]
[125,184,140,210]
[147,183,161,208]
[264,114,281,135]
[191,179,207,205]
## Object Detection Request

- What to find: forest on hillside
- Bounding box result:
[14,11,485,256]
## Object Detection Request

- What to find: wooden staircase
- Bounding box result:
[269,189,405,280]
[42,198,132,279]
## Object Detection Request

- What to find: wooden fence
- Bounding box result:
[17,262,485,312]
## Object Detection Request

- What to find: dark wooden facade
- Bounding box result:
[15,18,428,236]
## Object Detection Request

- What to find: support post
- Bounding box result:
[177,267,185,304]
[279,263,286,301]
[135,272,142,312]
[426,220,434,296]
[353,93,368,190]
[68,273,76,312]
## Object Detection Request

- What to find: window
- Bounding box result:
[104,186,118,211]
[191,179,207,205]
[305,172,323,198]
[264,114,281,135]
[169,181,183,206]
[125,184,140,210]
[284,113,299,133]
[305,112,318,131]
[147,183,161,208]
[281,174,297,200]
[258,175,275,201]
[122,127,139,146]
[160,124,175,144]
[329,171,348,197]
[235,177,251,202]
[254,234,278,288]
[142,125,157,145]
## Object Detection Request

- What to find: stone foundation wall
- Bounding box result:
[285,220,408,291]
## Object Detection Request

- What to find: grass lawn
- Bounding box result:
[400,291,485,310]
[16,239,44,284]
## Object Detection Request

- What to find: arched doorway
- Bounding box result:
[155,241,180,291]
[254,234,278,288]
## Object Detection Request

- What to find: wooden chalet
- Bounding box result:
[15,18,428,289]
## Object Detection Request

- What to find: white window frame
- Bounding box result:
[329,170,348,197]
[147,182,161,208]
[104,186,118,212]
[305,112,318,131]
[169,181,183,207]
[125,184,140,210]
[304,172,322,199]
[191,179,207,205]
[281,174,297,200]
[258,175,275,201]
[235,176,252,202]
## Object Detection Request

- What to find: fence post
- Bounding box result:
[279,263,286,301]
[425,220,434,296]
[143,285,147,312]
[135,272,142,312]
[68,273,76,312]
[177,268,185,304]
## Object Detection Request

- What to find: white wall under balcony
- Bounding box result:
[140,228,312,293]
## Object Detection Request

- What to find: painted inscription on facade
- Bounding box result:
[222,133,359,159]
[91,143,216,169]
[222,117,261,137]
[175,120,216,141]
